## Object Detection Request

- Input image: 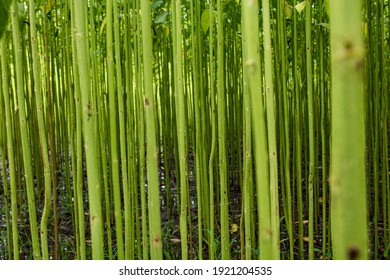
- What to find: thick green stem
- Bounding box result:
[140,0,163,260]
[330,0,368,260]
[73,0,104,259]
[262,0,280,259]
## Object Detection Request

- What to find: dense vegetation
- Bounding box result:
[0,0,389,260]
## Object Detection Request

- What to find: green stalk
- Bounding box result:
[113,0,131,259]
[241,0,255,261]
[69,0,87,259]
[197,2,209,256]
[0,113,12,259]
[243,0,272,260]
[276,0,293,259]
[190,0,206,260]
[173,0,189,260]
[242,43,253,260]
[65,0,79,259]
[29,0,52,260]
[262,0,280,259]
[135,3,148,258]
[106,0,124,260]
[330,0,368,260]
[10,0,41,259]
[216,0,230,260]
[41,2,59,259]
[124,1,136,259]
[378,0,388,257]
[1,37,19,260]
[140,0,163,260]
[305,0,315,260]
[208,0,216,260]
[72,0,104,259]
[318,0,329,258]
[292,0,304,260]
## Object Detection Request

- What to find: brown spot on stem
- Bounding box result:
[145,98,150,107]
[153,236,162,245]
[264,228,273,237]
[347,246,360,260]
[87,101,93,119]
[344,40,353,51]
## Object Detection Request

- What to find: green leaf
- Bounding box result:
[154,11,169,24]
[295,1,306,14]
[151,0,164,11]
[201,8,210,33]
[0,0,12,39]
